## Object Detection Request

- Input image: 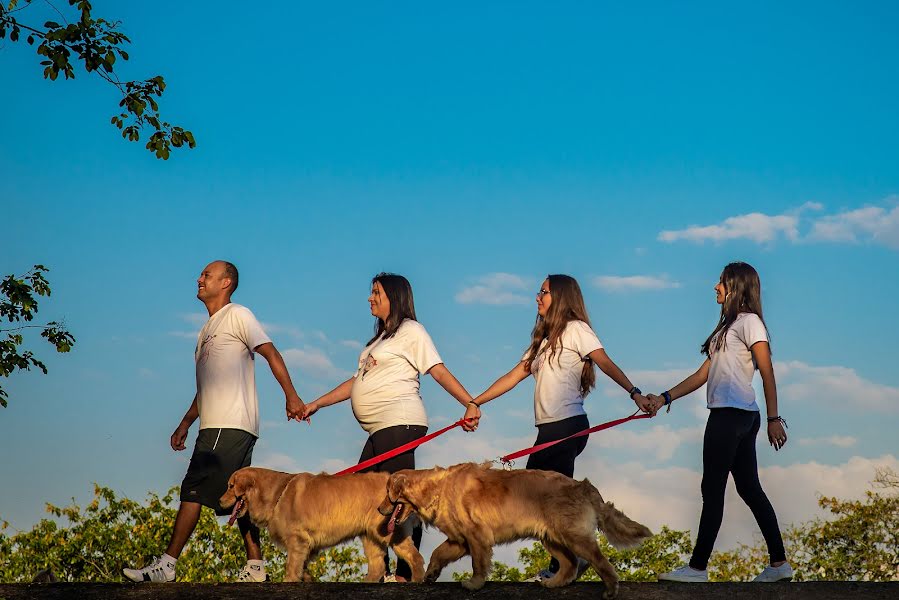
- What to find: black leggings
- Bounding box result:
[690,408,786,570]
[525,414,589,477]
[358,424,427,580]
[526,414,589,573]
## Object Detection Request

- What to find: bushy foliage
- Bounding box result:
[0,484,366,582]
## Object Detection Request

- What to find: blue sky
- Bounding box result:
[2,0,898,573]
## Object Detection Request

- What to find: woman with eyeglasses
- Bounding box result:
[302,272,477,582]
[465,274,652,581]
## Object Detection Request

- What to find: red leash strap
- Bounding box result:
[334,419,468,476]
[499,411,651,465]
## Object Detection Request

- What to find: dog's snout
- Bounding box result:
[377,495,395,516]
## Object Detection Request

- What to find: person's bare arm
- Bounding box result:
[255,342,305,422]
[302,377,355,420]
[171,394,198,451]
[752,341,787,451]
[588,348,653,414]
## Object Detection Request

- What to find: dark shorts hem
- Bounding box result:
[180,427,256,515]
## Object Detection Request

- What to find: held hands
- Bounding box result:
[634,393,662,417]
[643,393,666,416]
[286,391,306,423]
[768,420,788,451]
[300,400,320,422]
[461,402,481,432]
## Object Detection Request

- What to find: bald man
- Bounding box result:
[124,260,305,582]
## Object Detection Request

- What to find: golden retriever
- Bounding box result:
[220,466,424,582]
[378,462,652,597]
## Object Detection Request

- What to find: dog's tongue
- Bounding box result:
[227,498,244,527]
[387,503,403,534]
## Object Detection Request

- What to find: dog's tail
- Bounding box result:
[583,478,653,549]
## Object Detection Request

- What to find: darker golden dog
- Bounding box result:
[220,466,424,582]
[378,463,651,598]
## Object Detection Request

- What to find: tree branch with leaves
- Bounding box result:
[1,0,195,159]
[0,265,75,408]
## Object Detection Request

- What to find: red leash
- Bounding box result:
[499,410,651,465]
[334,419,469,476]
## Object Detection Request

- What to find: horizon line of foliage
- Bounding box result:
[1,468,896,583]
[1,0,194,159]
[0,265,75,408]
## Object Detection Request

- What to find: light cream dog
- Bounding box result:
[220,466,424,582]
[378,462,652,598]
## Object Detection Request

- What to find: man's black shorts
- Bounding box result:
[180,428,257,515]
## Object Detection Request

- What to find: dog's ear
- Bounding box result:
[388,473,409,501]
[232,469,255,497]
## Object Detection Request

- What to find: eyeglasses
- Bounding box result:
[536,289,551,298]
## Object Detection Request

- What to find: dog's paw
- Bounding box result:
[423,570,440,583]
[602,581,620,600]
[461,576,486,590]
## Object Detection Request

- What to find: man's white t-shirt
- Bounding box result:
[706,312,768,411]
[195,303,271,436]
[350,319,442,435]
[526,320,603,425]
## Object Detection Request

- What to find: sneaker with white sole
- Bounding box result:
[122,555,176,583]
[237,562,269,582]
[658,565,708,582]
[753,562,793,582]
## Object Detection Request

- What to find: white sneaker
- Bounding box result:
[236,562,269,582]
[525,567,554,582]
[753,562,793,582]
[122,555,176,583]
[658,565,708,582]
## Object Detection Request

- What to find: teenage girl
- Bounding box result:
[653,262,792,583]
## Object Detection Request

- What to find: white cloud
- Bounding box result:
[282,347,352,379]
[808,201,899,249]
[340,339,363,350]
[659,198,899,249]
[659,212,800,244]
[180,312,208,327]
[575,453,899,552]
[261,322,305,340]
[798,436,858,448]
[167,312,207,339]
[455,273,534,306]
[167,331,198,339]
[776,360,899,413]
[593,275,681,292]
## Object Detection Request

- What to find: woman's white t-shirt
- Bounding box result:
[706,312,769,411]
[526,320,603,425]
[350,320,442,434]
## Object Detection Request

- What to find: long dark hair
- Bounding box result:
[523,274,596,398]
[701,262,769,356]
[367,272,418,346]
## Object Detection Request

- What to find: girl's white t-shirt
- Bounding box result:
[195,303,271,436]
[350,319,442,434]
[526,320,603,425]
[706,312,769,411]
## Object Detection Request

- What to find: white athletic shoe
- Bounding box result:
[236,562,269,582]
[752,562,793,582]
[122,555,176,583]
[658,565,708,582]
